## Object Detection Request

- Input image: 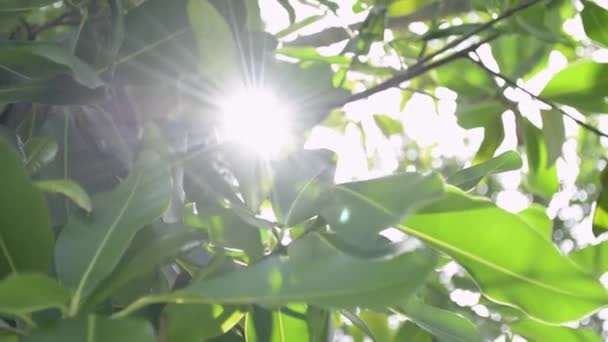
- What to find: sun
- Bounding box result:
[217,86,293,158]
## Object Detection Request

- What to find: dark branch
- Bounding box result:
[334,0,542,107]
[469,58,608,139]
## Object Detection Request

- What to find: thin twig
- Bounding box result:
[338,33,499,106]
[469,58,608,139]
[336,0,542,107]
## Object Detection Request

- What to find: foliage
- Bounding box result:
[1,0,608,341]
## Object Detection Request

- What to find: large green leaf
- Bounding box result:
[393,321,432,342]
[491,34,550,79]
[0,42,103,88]
[36,179,92,213]
[581,1,608,48]
[24,316,155,342]
[187,204,265,260]
[0,273,70,319]
[84,223,204,310]
[0,42,105,104]
[0,142,53,277]
[540,61,608,114]
[164,304,244,341]
[400,299,482,342]
[518,204,553,240]
[447,151,522,191]
[569,242,608,277]
[271,149,335,227]
[400,187,608,323]
[350,310,391,342]
[188,0,239,80]
[318,172,444,246]
[117,233,438,313]
[511,319,602,342]
[55,151,172,313]
[436,60,494,97]
[114,0,196,83]
[245,305,309,342]
[523,119,559,199]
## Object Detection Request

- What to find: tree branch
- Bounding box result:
[334,0,542,107]
[469,58,608,139]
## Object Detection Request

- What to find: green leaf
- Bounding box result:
[447,151,522,191]
[276,14,325,38]
[271,149,335,227]
[187,205,265,260]
[582,1,608,48]
[343,7,386,55]
[188,0,239,80]
[55,151,172,313]
[306,307,332,342]
[393,321,432,342]
[540,61,608,114]
[518,204,553,240]
[245,305,309,342]
[319,172,444,246]
[511,319,603,342]
[436,60,494,97]
[24,136,58,174]
[114,0,195,83]
[491,34,550,79]
[593,165,608,236]
[120,233,437,313]
[0,0,57,12]
[401,187,608,323]
[84,223,204,310]
[541,110,565,167]
[36,179,92,213]
[0,273,70,319]
[0,142,53,277]
[24,316,155,342]
[275,47,350,65]
[165,304,244,341]
[245,0,264,31]
[400,299,482,342]
[373,114,404,137]
[352,310,392,342]
[570,242,608,277]
[388,0,433,17]
[524,119,559,199]
[455,100,505,164]
[0,42,103,88]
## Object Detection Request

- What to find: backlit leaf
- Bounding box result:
[55,151,171,312]
[447,151,522,191]
[0,142,53,277]
[401,187,608,323]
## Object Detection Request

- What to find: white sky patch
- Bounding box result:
[495,190,531,213]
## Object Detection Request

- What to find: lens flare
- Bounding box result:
[218,87,292,158]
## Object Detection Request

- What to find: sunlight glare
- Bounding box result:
[218,87,292,158]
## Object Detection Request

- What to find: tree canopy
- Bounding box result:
[1,0,608,341]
